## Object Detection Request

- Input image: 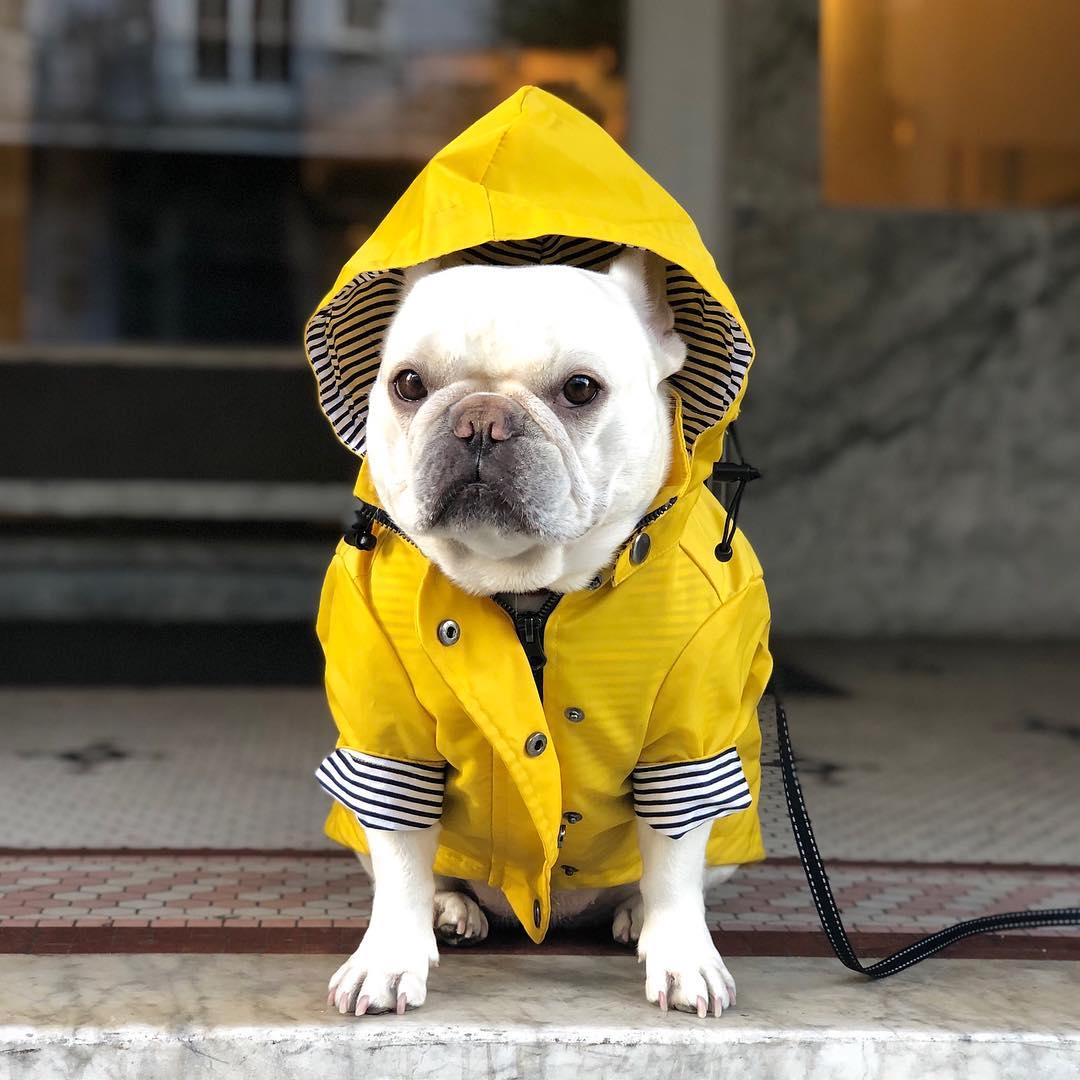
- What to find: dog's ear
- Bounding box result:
[607,249,685,381]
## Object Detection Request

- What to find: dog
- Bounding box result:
[323,251,741,1018]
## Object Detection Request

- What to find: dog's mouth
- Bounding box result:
[426,478,534,535]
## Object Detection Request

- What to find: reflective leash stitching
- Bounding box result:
[774,697,1080,977]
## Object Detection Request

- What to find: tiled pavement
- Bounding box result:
[1,852,1077,960]
[2,642,1079,862]
[0,642,1077,958]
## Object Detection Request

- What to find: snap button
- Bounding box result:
[561,865,578,876]
[524,731,548,757]
[436,619,460,646]
[557,822,567,848]
[629,531,651,564]
[533,899,542,927]
[564,707,585,723]
[563,811,582,824]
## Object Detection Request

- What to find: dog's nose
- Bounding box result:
[449,394,525,449]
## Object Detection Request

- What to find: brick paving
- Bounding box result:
[1,852,1076,938]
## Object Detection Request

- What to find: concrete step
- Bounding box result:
[2,953,1077,1079]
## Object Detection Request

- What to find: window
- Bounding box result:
[0,0,24,30]
[1,0,626,347]
[196,0,230,82]
[343,0,384,31]
[823,0,1080,208]
[253,0,292,83]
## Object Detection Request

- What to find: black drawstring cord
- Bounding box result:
[711,423,761,562]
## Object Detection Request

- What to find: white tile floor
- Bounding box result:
[0,642,1077,863]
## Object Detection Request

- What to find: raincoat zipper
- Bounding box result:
[491,591,562,701]
[345,495,681,703]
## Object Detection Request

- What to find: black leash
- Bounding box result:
[714,424,1080,974]
[774,696,1080,976]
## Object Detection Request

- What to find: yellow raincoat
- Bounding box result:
[304,87,772,943]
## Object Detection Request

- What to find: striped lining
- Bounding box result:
[315,748,446,831]
[305,235,752,456]
[632,747,752,840]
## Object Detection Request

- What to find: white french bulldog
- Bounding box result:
[327,250,739,1019]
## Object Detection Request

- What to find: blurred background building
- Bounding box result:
[0,0,1077,683]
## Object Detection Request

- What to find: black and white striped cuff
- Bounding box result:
[632,747,752,840]
[315,748,446,831]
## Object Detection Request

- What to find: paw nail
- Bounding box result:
[355,995,369,1016]
[697,996,707,1018]
[658,990,668,1013]
[396,993,407,1015]
[711,994,721,1017]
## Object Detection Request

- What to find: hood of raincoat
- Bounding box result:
[304,84,756,503]
[305,88,771,944]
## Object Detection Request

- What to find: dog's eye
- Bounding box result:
[561,374,601,406]
[393,369,428,402]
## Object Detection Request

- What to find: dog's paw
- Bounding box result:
[327,924,438,1016]
[612,892,644,945]
[433,889,489,946]
[637,913,736,1018]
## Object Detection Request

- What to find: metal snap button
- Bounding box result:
[533,899,542,927]
[564,707,585,723]
[563,811,582,824]
[524,731,548,757]
[629,531,651,565]
[561,865,578,877]
[557,822,567,848]
[436,619,460,646]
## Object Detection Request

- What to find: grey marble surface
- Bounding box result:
[1,954,1078,1079]
[728,0,1080,636]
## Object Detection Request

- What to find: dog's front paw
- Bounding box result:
[637,913,736,1018]
[433,889,489,946]
[328,923,438,1016]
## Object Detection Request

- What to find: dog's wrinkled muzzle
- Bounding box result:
[414,394,569,536]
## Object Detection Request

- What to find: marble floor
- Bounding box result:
[1,953,1078,1079]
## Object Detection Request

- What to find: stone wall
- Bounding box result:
[729,1,1080,636]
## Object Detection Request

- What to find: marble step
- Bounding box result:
[2,953,1077,1080]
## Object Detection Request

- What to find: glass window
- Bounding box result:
[196,0,230,82]
[823,0,1080,208]
[0,0,626,348]
[0,0,23,30]
[253,0,291,83]
[343,0,383,31]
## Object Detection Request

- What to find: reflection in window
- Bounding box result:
[0,0,627,346]
[823,0,1080,207]
[343,0,384,31]
[254,0,292,83]
[197,0,230,82]
[0,0,24,30]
